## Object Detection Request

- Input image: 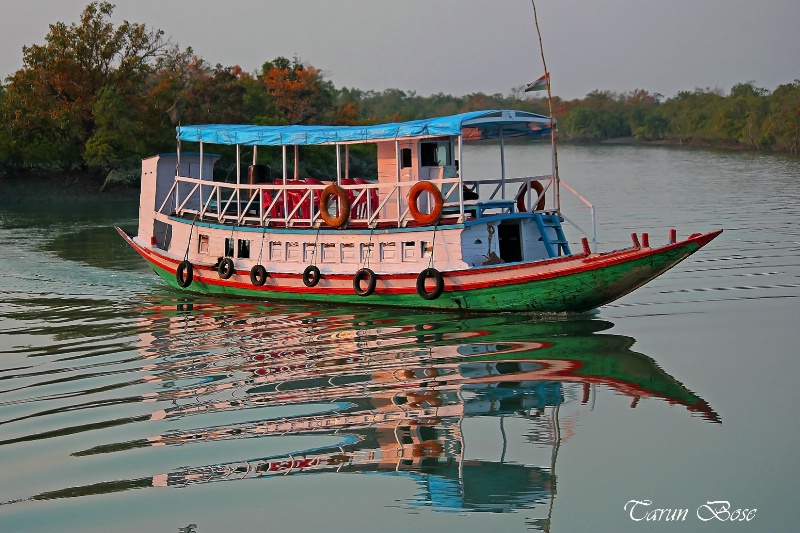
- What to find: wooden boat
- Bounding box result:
[117,110,721,312]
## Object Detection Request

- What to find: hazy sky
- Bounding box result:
[1,0,798,100]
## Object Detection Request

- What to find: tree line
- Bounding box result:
[1,2,797,179]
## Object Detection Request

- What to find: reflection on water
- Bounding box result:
[0,298,717,529]
[8,145,796,530]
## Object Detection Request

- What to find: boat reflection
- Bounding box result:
[76,301,718,526]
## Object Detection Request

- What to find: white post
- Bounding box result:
[294,145,299,181]
[500,127,506,199]
[253,146,257,165]
[395,139,401,226]
[236,144,242,220]
[336,144,341,183]
[282,145,288,221]
[457,135,464,220]
[345,145,350,180]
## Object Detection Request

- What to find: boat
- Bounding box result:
[117,109,721,312]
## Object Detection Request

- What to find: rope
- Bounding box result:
[427,223,438,269]
[311,227,321,267]
[184,213,199,261]
[257,225,268,264]
[362,227,375,270]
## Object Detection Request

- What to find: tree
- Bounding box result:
[261,56,333,125]
[2,1,168,169]
[764,80,800,153]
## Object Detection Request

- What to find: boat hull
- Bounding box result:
[117,227,721,312]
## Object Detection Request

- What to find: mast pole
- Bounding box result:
[531,0,560,212]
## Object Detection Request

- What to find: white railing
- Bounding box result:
[559,179,597,252]
[164,176,463,228]
[158,174,593,242]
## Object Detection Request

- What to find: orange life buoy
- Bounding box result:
[408,181,444,225]
[516,179,546,212]
[319,184,350,228]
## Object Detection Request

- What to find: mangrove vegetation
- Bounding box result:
[0,2,798,180]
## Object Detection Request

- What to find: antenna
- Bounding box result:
[530,0,561,212]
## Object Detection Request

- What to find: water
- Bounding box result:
[1,145,799,532]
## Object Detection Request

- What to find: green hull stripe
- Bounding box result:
[148,242,699,312]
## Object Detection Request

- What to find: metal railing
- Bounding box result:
[559,179,597,252]
[162,176,463,228]
[158,174,595,247]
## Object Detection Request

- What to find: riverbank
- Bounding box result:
[0,171,138,206]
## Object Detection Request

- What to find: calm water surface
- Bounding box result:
[1,145,799,532]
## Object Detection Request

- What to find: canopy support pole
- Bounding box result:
[282,145,288,220]
[345,145,350,180]
[457,135,464,221]
[336,144,341,183]
[395,139,401,227]
[294,146,299,181]
[500,127,506,199]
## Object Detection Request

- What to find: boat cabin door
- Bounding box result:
[498,221,523,263]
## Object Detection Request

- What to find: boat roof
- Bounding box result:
[177,110,553,146]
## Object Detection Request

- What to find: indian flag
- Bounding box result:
[525,72,550,92]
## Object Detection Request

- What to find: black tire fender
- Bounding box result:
[250,264,268,286]
[176,260,193,288]
[416,268,444,300]
[218,257,235,279]
[353,268,377,296]
[302,265,321,287]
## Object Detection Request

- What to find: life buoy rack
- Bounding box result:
[416,268,444,300]
[250,264,268,286]
[302,265,321,287]
[353,268,377,296]
[319,184,350,228]
[516,179,546,212]
[218,257,235,279]
[408,181,444,225]
[176,260,193,288]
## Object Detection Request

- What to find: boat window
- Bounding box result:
[237,239,250,259]
[198,234,209,254]
[421,241,434,257]
[321,243,336,263]
[380,242,397,262]
[420,142,451,167]
[224,238,234,258]
[402,241,417,261]
[341,242,356,263]
[270,241,283,261]
[287,242,300,261]
[360,242,374,262]
[400,148,412,169]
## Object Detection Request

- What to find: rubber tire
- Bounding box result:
[302,265,321,287]
[218,257,235,279]
[353,268,377,296]
[416,268,444,300]
[250,265,268,286]
[176,260,193,288]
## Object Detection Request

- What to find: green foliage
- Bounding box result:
[1,2,798,177]
[1,1,168,170]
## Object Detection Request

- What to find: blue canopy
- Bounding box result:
[177,110,553,146]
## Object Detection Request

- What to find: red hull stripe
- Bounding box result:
[117,228,722,296]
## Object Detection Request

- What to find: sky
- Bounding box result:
[1,0,798,100]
